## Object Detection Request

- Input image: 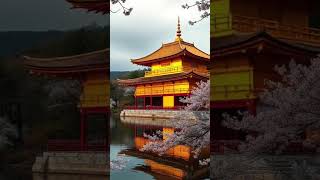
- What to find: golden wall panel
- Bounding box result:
[211,69,254,101]
[135,81,190,96]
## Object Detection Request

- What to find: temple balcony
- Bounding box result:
[145,66,205,77]
[135,88,190,96]
[124,105,185,110]
[212,14,320,45]
[211,84,255,101]
[145,66,183,77]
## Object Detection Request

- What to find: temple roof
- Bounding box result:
[211,31,320,57]
[131,18,209,66]
[23,49,109,74]
[117,71,209,86]
[66,0,109,14]
[131,40,210,65]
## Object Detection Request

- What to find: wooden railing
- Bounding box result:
[212,14,320,45]
[211,84,254,101]
[145,66,183,77]
[125,105,185,110]
[135,88,190,96]
[211,15,232,34]
[145,66,205,77]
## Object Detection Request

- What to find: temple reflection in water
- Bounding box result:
[118,116,210,179]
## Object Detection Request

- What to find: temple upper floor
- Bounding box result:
[144,58,208,77]
[23,49,109,109]
[131,17,209,76]
[212,0,320,45]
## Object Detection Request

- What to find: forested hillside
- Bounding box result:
[0,24,109,58]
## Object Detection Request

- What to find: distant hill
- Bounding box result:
[0,31,64,57]
[0,25,109,58]
[110,71,130,80]
[111,69,148,80]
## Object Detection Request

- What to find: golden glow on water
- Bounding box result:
[145,159,185,179]
[135,127,191,161]
[163,127,174,140]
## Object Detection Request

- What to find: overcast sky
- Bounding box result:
[0,0,108,31]
[110,0,210,71]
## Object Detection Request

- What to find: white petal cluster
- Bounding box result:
[110,154,129,170]
[224,58,320,154]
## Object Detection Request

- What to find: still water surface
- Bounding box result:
[110,114,209,180]
[110,115,156,179]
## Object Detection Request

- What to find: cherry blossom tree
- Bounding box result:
[45,79,81,109]
[224,58,320,154]
[141,80,210,161]
[213,58,320,180]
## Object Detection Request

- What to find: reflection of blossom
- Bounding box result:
[211,155,320,180]
[141,80,210,162]
[110,154,129,170]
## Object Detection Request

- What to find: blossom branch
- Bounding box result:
[110,0,133,16]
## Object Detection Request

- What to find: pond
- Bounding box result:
[110,114,209,180]
[1,114,209,180]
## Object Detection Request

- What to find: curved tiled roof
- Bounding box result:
[131,40,210,65]
[66,0,109,14]
[23,49,109,74]
[117,71,209,86]
[211,31,320,57]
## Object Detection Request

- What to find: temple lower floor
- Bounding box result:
[132,95,188,109]
[47,106,109,152]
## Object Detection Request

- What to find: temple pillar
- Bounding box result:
[105,111,109,152]
[135,97,137,108]
[248,100,256,115]
[80,110,85,151]
[84,113,88,151]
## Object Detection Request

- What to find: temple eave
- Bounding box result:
[211,32,320,57]
[26,66,108,75]
[23,49,109,76]
[118,71,209,86]
[132,51,210,66]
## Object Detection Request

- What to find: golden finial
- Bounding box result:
[175,16,183,41]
